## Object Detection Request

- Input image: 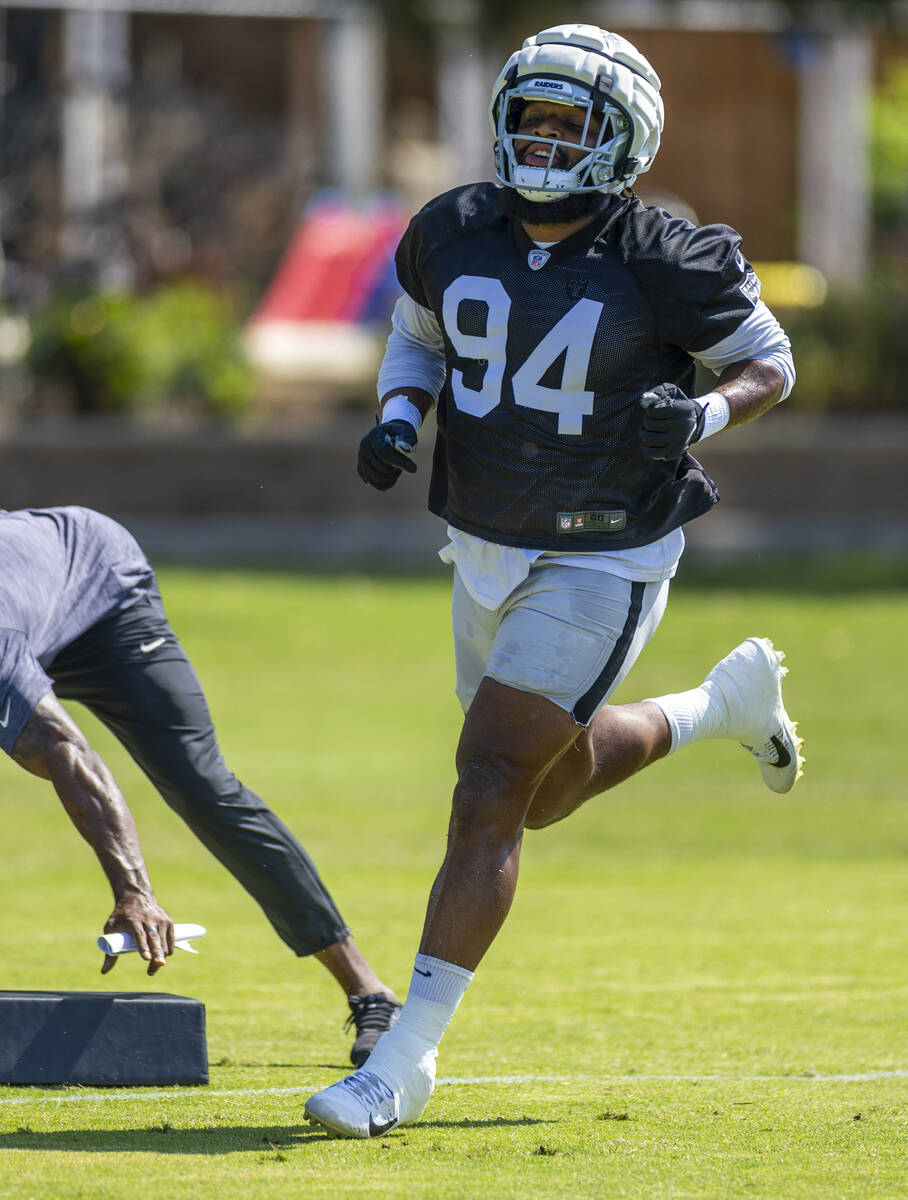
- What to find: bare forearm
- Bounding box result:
[13,694,173,972]
[13,696,153,900]
[714,359,785,427]
[53,744,154,897]
[12,693,173,972]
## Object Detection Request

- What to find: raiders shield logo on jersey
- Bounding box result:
[527,248,550,271]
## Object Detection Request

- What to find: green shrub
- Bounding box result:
[784,280,907,411]
[26,282,252,417]
[872,60,908,232]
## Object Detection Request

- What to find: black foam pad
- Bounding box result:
[0,991,208,1086]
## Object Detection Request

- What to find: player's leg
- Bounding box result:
[528,632,805,829]
[524,576,672,828]
[428,569,664,947]
[421,676,581,968]
[305,564,656,1136]
[524,701,670,828]
[50,583,400,1061]
[645,636,804,792]
[307,675,581,1137]
[307,566,806,1134]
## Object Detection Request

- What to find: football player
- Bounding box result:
[0,505,400,1066]
[306,24,802,1136]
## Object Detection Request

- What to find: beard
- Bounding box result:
[498,186,612,226]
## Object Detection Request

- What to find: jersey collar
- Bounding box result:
[509,194,630,264]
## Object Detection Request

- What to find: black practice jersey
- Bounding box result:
[395,183,761,551]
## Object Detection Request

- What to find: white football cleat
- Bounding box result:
[704,637,805,793]
[304,1049,436,1139]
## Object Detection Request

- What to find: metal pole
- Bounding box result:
[60,7,133,285]
[322,5,384,198]
[796,29,872,286]
[436,7,494,190]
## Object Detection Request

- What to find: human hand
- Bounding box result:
[101,896,175,976]
[357,419,418,491]
[639,383,706,460]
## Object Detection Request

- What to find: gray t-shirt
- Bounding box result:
[0,506,154,754]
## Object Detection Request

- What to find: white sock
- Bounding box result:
[646,680,730,754]
[364,954,473,1078]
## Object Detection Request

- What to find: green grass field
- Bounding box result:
[1,561,905,1199]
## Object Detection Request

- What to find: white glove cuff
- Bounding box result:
[695,391,731,441]
[381,394,424,431]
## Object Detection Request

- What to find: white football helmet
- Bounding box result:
[489,24,664,201]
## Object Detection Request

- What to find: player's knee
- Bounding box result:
[157,764,250,821]
[450,752,530,842]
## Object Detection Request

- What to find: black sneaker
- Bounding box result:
[345,993,402,1068]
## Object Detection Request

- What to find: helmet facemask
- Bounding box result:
[494,80,633,202]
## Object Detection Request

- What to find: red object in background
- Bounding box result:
[252,196,408,325]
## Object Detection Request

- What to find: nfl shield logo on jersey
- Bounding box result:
[527,248,550,271]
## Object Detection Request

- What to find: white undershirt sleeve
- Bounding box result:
[694,299,796,400]
[377,294,447,405]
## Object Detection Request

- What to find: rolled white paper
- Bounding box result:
[97,923,207,956]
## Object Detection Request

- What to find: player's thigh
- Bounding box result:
[457,675,580,773]
[486,566,669,727]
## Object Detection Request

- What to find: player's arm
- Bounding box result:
[710,356,785,426]
[358,295,446,490]
[641,299,795,460]
[11,692,174,973]
[695,297,794,428]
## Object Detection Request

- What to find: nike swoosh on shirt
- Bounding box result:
[0,697,10,728]
[139,637,166,654]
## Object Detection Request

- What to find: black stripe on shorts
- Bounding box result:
[571,580,646,726]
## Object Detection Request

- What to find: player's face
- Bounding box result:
[514,101,602,170]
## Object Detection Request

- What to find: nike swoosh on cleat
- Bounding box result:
[368,1114,399,1137]
[0,697,10,728]
[139,637,166,654]
[768,734,792,769]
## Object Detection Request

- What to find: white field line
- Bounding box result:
[0,1071,906,1107]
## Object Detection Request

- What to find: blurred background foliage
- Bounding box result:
[871,59,908,232]
[25,283,252,418]
[783,281,907,412]
[781,54,908,414]
[0,1,905,420]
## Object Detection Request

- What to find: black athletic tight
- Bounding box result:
[48,580,350,956]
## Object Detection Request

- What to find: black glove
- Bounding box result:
[639,383,706,461]
[357,418,419,491]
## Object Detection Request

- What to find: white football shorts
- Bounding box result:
[452,563,669,726]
